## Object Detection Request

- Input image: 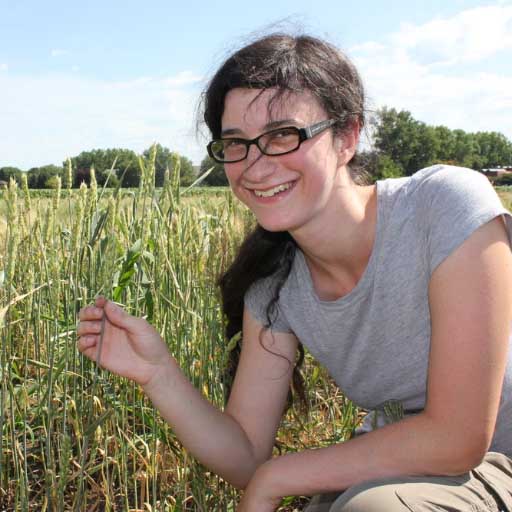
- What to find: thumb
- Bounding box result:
[104,301,141,333]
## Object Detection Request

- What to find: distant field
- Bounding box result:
[497,187,512,209]
[18,186,230,199]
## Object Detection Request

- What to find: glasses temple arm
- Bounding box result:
[304,119,338,139]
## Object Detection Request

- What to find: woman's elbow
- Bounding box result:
[439,434,489,476]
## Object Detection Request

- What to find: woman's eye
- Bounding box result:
[274,128,296,138]
[224,139,244,148]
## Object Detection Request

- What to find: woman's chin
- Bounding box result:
[260,224,288,233]
[256,215,300,234]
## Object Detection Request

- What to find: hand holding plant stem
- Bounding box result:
[77,296,172,387]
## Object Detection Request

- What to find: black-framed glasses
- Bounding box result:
[207,119,337,164]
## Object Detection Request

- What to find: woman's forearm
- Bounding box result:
[142,356,259,489]
[251,412,486,500]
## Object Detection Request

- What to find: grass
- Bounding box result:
[496,187,512,210]
[0,157,358,511]
[3,165,508,511]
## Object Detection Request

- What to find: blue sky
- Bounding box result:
[1,0,511,169]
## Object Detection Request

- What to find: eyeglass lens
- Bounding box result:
[212,127,300,162]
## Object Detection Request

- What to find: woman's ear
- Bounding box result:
[336,119,360,167]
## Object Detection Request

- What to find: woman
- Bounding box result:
[77,34,512,511]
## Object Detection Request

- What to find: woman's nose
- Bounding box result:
[246,141,263,162]
[243,146,275,181]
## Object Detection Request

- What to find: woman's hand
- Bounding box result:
[237,489,282,512]
[236,464,283,512]
[77,296,171,386]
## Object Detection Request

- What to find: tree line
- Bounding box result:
[365,107,512,183]
[2,108,512,189]
[0,144,196,189]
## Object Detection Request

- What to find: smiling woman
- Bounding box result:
[216,88,364,234]
[77,32,512,512]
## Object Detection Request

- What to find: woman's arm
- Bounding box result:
[78,300,297,489]
[143,308,298,488]
[240,216,512,505]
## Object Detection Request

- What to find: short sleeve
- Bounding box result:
[415,165,512,276]
[244,275,292,333]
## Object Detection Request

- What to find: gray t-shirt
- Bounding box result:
[245,165,512,456]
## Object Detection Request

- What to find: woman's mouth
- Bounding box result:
[252,180,296,198]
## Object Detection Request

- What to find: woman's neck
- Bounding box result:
[290,179,378,299]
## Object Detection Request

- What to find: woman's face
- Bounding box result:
[221,88,350,233]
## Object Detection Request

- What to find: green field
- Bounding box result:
[2,165,510,511]
[497,187,512,210]
[0,165,356,511]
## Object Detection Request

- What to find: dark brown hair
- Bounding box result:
[200,33,366,409]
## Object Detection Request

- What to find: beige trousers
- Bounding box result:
[304,452,512,511]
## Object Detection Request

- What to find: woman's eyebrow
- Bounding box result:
[220,119,299,138]
[265,119,298,130]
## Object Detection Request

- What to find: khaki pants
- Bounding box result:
[305,452,512,511]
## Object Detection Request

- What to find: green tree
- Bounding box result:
[451,130,481,169]
[360,151,404,181]
[45,175,61,189]
[142,143,172,186]
[142,144,173,187]
[356,150,378,181]
[373,108,438,176]
[0,166,23,184]
[199,156,228,186]
[176,154,196,186]
[412,124,440,172]
[142,144,197,186]
[375,154,404,179]
[433,126,456,163]
[27,164,63,188]
[474,132,512,168]
[372,107,512,173]
[69,148,139,187]
[102,168,120,188]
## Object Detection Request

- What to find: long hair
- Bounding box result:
[201,33,367,409]
[218,226,305,408]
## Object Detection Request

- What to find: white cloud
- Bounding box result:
[51,49,70,57]
[0,71,205,169]
[349,41,386,55]
[0,63,7,72]
[392,5,512,66]
[165,70,203,87]
[350,4,512,143]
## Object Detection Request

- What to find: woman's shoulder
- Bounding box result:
[243,253,301,333]
[374,164,479,204]
[407,164,491,195]
[245,250,301,299]
[402,165,510,275]
[377,164,497,215]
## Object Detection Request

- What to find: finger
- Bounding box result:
[77,335,98,354]
[77,320,103,336]
[81,345,100,363]
[95,296,107,308]
[78,305,104,321]
[104,300,140,333]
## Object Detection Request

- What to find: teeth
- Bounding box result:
[254,182,292,197]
